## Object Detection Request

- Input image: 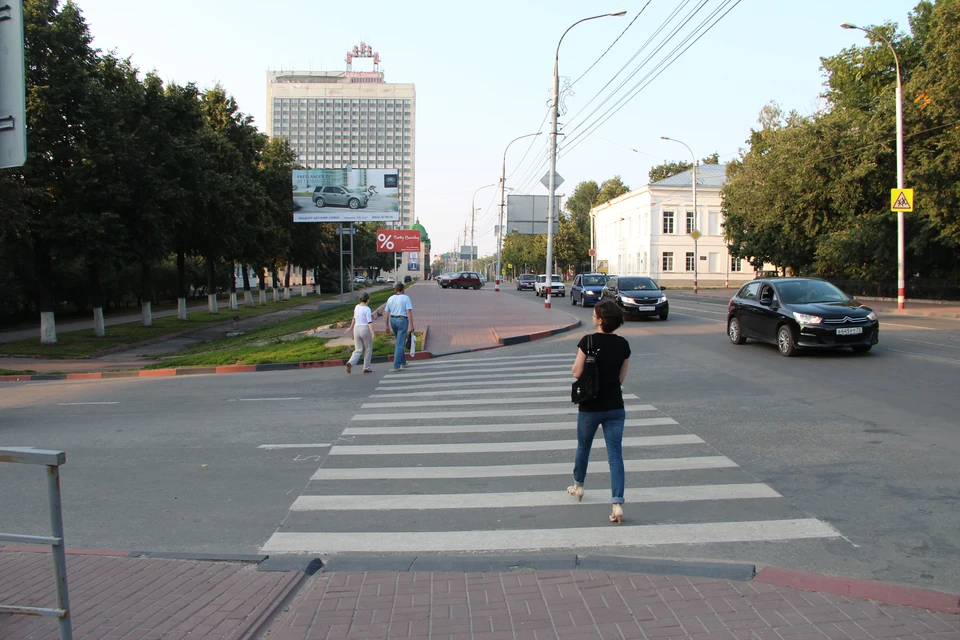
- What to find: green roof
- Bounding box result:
[410,219,430,246]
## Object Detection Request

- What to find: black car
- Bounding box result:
[599,275,668,320]
[516,273,536,291]
[726,278,879,357]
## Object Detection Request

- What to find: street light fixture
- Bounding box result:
[471,183,498,271]
[498,132,542,292]
[661,136,698,294]
[545,10,627,308]
[842,21,906,309]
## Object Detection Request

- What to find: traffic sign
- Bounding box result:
[540,170,564,190]
[891,188,914,212]
[588,248,596,257]
[691,230,702,241]
[0,1,27,169]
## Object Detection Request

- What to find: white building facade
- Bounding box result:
[591,164,751,288]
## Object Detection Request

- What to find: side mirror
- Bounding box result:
[660,285,666,291]
[759,295,772,306]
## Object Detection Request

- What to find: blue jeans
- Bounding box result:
[572,409,625,504]
[390,316,408,369]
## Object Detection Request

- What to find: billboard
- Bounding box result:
[376,229,421,253]
[458,245,477,260]
[293,168,400,222]
[506,195,559,235]
[408,252,420,271]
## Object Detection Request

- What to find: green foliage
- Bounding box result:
[649,160,692,183]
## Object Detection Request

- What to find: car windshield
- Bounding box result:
[582,275,607,286]
[618,277,657,291]
[519,275,535,281]
[777,280,850,304]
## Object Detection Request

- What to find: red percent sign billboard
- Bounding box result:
[376,230,421,252]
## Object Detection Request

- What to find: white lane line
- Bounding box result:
[350,404,656,421]
[342,417,677,436]
[57,401,120,405]
[416,354,575,366]
[882,322,936,331]
[229,397,303,402]
[311,456,738,480]
[899,337,960,349]
[668,304,729,316]
[292,484,781,511]
[381,364,570,380]
[258,443,331,450]
[328,435,703,456]
[881,348,960,364]
[665,311,724,324]
[370,386,569,399]
[261,519,841,553]
[361,394,639,409]
[378,375,570,390]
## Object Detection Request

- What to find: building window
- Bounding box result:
[686,252,695,271]
[662,211,674,234]
[686,211,695,235]
[731,257,743,272]
[662,252,674,272]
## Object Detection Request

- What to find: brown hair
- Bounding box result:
[593,300,624,333]
[358,292,370,303]
[394,283,405,293]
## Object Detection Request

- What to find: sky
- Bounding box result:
[71,0,919,262]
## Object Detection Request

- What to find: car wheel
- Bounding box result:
[727,317,746,344]
[314,197,325,208]
[571,294,576,305]
[348,199,360,209]
[474,284,481,290]
[659,310,668,321]
[777,324,797,357]
[851,344,872,354]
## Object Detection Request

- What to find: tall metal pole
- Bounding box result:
[546,10,626,309]
[661,136,697,293]
[471,183,497,273]
[843,23,906,309]
[498,133,540,292]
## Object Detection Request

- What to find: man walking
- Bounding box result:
[384,282,414,371]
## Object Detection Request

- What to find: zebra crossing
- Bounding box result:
[260,353,840,555]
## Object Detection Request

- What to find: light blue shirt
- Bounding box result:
[385,293,413,318]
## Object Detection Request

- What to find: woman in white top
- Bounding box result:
[344,292,374,373]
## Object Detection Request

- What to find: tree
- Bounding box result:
[648,160,692,183]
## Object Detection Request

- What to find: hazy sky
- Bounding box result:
[72,0,918,260]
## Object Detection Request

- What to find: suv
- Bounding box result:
[535,274,565,297]
[444,271,483,290]
[516,274,537,291]
[312,186,369,210]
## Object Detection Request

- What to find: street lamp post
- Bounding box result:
[661,136,698,294]
[471,183,497,272]
[842,22,906,309]
[546,10,626,309]
[498,132,541,292]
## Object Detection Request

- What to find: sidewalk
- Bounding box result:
[1,547,957,639]
[0,284,581,378]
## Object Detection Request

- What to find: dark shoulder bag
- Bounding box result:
[571,334,599,404]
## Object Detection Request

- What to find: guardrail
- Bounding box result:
[0,447,73,640]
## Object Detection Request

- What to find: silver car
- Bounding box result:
[312,186,368,209]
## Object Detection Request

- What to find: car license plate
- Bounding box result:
[637,305,656,311]
[836,327,863,335]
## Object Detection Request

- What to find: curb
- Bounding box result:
[492,319,582,346]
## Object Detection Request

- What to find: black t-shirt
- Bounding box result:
[576,332,631,412]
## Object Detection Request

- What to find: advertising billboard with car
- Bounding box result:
[292,168,400,222]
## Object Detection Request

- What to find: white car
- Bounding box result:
[376,276,387,283]
[535,274,565,297]
[354,276,367,285]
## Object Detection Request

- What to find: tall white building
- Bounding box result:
[265,43,415,227]
[592,164,753,288]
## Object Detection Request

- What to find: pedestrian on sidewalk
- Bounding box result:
[384,282,414,371]
[344,292,374,374]
[568,300,631,524]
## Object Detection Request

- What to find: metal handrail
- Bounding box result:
[0,447,73,640]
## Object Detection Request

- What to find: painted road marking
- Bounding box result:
[291,484,781,511]
[899,337,960,349]
[311,456,738,480]
[418,354,573,366]
[380,364,570,380]
[370,385,569,399]
[377,375,570,390]
[261,519,840,554]
[327,435,703,456]
[258,443,331,450]
[882,322,936,331]
[360,394,639,409]
[229,397,303,402]
[350,404,656,421]
[58,401,120,405]
[342,417,677,436]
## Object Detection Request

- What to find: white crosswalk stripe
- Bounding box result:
[261,353,843,555]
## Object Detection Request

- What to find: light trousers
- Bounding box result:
[348,325,373,369]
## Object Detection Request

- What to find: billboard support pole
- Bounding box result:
[350,222,355,304]
[339,223,344,304]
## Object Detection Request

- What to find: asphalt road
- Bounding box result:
[1,290,958,594]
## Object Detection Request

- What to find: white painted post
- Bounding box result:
[40,312,57,345]
[142,301,153,326]
[207,293,218,314]
[177,298,187,321]
[92,308,105,337]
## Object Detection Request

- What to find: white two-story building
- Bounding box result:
[591,163,753,288]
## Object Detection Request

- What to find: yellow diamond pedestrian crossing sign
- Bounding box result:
[891,188,913,212]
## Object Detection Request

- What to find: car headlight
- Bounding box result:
[658,295,667,303]
[793,312,823,324]
[866,311,877,321]
[586,290,597,295]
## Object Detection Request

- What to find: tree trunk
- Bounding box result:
[206,254,218,314]
[241,263,254,307]
[257,266,267,305]
[229,262,239,311]
[300,266,307,297]
[176,248,187,321]
[284,264,292,300]
[34,241,57,345]
[272,267,280,302]
[141,261,154,327]
[88,261,105,337]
